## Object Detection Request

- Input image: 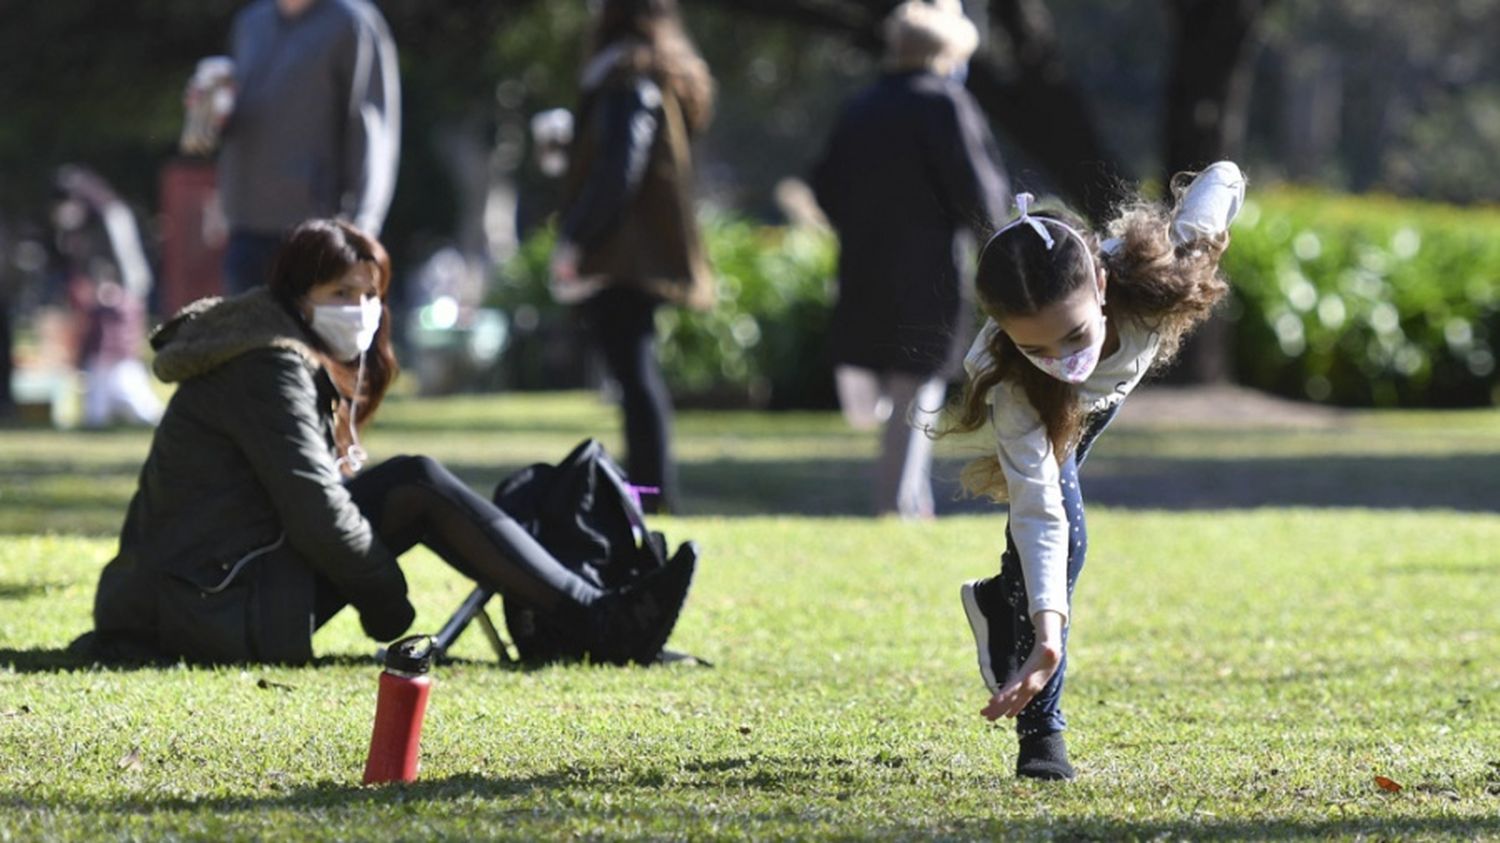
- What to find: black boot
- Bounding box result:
[591,542,698,665]
[1016,731,1076,781]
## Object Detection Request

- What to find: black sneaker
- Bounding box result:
[960,577,1008,694]
[594,541,698,665]
[1016,731,1076,781]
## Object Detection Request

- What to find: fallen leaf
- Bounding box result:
[256,678,294,692]
[1374,775,1403,793]
[117,748,143,772]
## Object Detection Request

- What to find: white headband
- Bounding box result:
[987,192,1098,279]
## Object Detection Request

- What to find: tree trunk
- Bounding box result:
[0,290,12,417]
[967,0,1129,224]
[1159,0,1274,383]
[1162,0,1273,179]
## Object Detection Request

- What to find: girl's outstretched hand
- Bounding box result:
[981,610,1065,721]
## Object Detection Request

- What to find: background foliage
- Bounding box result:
[6,1,1500,404]
[495,189,1500,410]
[1224,192,1500,407]
[490,218,837,409]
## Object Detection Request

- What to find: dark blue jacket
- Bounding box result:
[812,71,1008,376]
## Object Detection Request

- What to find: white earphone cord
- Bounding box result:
[339,354,368,473]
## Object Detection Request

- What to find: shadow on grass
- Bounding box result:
[0,460,145,537]
[0,647,153,673]
[0,647,510,675]
[2,768,1497,841]
[0,644,703,676]
[1380,562,1500,577]
[937,816,1500,840]
[1080,451,1500,512]
[668,451,1500,516]
[0,582,67,600]
[3,450,1498,538]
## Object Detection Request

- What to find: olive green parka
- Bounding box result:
[89,289,411,663]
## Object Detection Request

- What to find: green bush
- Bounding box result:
[490,217,838,408]
[494,191,1500,410]
[1225,190,1500,406]
[657,215,837,408]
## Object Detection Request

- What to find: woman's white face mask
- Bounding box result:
[302,265,382,362]
[310,296,382,362]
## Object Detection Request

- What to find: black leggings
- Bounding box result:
[313,455,605,629]
[581,286,678,512]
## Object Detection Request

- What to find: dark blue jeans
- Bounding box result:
[223,229,284,295]
[997,404,1119,737]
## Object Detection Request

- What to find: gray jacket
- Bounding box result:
[219,0,400,235]
[90,289,410,663]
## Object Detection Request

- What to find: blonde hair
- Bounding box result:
[945,174,1232,500]
[883,0,980,75]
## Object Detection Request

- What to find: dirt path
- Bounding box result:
[1112,383,1347,430]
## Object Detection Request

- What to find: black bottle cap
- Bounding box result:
[384,635,435,675]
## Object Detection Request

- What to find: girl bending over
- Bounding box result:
[947,163,1246,779]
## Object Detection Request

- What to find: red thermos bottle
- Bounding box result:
[362,635,435,785]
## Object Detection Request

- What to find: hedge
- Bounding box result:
[492,190,1500,409]
[490,217,837,408]
[1224,189,1500,407]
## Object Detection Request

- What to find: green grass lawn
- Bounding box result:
[1,391,1497,840]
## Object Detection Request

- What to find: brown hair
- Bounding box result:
[945,175,1231,498]
[267,219,399,467]
[589,0,715,133]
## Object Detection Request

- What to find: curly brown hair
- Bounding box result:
[944,174,1232,499]
[590,0,715,133]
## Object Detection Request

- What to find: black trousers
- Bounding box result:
[314,455,604,629]
[580,285,678,512]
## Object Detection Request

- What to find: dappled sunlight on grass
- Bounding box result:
[0,392,1498,836]
[0,508,1496,839]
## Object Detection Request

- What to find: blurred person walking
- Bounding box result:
[51,165,163,427]
[812,0,1009,520]
[204,0,400,294]
[549,0,716,515]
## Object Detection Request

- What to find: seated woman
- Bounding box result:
[84,219,692,665]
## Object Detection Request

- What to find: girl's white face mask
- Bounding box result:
[310,296,382,362]
[1016,284,1107,384]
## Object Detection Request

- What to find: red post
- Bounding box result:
[158,159,227,315]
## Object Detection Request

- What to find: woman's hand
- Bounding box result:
[981,610,1064,721]
[549,240,579,286]
[548,240,601,304]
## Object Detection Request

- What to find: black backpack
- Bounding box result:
[491,438,693,664]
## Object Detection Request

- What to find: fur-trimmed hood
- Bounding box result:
[151,288,320,383]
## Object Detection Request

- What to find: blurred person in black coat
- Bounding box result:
[812,0,1009,519]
